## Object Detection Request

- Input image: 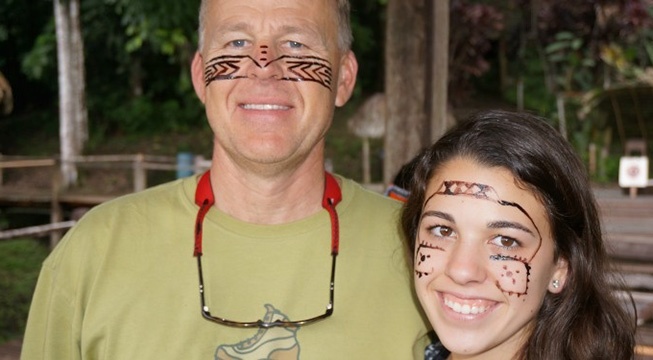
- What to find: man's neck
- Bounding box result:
[208,156,327,225]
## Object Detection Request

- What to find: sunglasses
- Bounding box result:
[193,171,342,328]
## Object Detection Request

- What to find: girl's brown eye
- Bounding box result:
[490,235,519,249]
[431,225,453,237]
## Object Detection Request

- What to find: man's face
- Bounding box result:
[191,0,357,170]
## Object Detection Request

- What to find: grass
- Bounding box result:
[0,238,50,343]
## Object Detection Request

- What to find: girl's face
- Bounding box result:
[414,157,568,359]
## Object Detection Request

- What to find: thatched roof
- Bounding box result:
[347,92,385,138]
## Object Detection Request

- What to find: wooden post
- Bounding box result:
[0,153,3,187]
[362,137,371,184]
[193,155,211,174]
[133,153,146,192]
[50,162,64,249]
[588,143,596,177]
[431,0,450,143]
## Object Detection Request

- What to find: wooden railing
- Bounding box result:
[0,153,211,193]
[0,153,211,246]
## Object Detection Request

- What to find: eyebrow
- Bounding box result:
[487,220,535,236]
[420,210,454,223]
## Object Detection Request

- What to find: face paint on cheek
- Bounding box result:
[415,241,446,279]
[489,254,532,297]
[204,55,250,85]
[203,53,334,90]
[429,180,543,298]
[279,56,333,89]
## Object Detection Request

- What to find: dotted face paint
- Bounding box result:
[416,180,543,297]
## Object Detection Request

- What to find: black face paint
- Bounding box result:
[203,54,333,90]
[416,180,544,296]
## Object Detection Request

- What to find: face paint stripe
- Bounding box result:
[204,54,333,90]
[204,55,255,86]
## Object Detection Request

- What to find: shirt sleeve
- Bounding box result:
[21,253,82,360]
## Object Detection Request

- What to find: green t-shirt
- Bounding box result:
[21,174,430,359]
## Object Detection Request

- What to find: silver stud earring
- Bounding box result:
[552,279,560,289]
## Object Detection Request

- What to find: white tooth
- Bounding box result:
[453,302,462,313]
[445,298,489,315]
[243,104,288,110]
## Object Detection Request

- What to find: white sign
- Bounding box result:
[619,156,649,188]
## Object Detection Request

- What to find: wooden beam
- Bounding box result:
[0,221,76,240]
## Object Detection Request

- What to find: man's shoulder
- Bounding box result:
[339,176,403,211]
[79,177,192,222]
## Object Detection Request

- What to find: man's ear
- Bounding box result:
[334,50,358,107]
[191,52,207,104]
[549,257,569,294]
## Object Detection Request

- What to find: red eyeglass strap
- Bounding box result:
[323,172,341,255]
[194,171,214,256]
[194,171,342,257]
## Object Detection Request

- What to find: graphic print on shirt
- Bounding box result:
[215,304,300,360]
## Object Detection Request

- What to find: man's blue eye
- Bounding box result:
[288,41,303,48]
[231,40,246,47]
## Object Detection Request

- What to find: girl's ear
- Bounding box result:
[549,257,569,294]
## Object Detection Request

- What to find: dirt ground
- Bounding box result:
[0,339,21,360]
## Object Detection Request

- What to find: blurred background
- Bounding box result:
[1,0,653,358]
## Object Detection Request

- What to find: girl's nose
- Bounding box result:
[444,241,488,285]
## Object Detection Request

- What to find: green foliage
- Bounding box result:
[0,25,7,43]
[88,90,205,137]
[545,31,596,91]
[349,0,386,94]
[100,0,199,59]
[502,46,556,115]
[20,22,56,81]
[0,239,49,343]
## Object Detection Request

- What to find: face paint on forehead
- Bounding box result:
[203,51,334,90]
[416,180,545,297]
[428,180,543,249]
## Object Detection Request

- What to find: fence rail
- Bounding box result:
[0,221,76,240]
[0,153,211,193]
[0,153,211,246]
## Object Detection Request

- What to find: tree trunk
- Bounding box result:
[54,0,87,188]
[556,92,568,140]
[69,0,87,152]
[384,0,428,185]
[129,55,144,97]
[431,0,449,143]
[55,0,77,187]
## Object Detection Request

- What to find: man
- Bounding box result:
[20,0,430,358]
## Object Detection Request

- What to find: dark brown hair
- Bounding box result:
[401,110,636,359]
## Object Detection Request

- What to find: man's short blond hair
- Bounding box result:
[197,0,353,52]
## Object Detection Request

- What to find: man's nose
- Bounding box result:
[248,44,284,80]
